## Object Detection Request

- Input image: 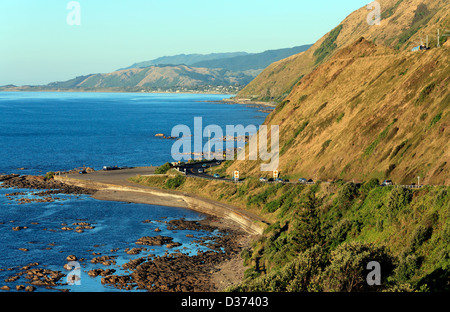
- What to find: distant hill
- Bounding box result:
[2,45,314,93]
[1,65,257,93]
[191,45,312,71]
[123,52,249,69]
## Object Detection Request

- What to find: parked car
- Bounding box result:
[79,169,86,174]
[198,168,204,173]
[202,164,207,168]
[298,178,307,184]
[275,178,284,183]
[259,177,268,182]
[213,174,221,178]
[381,179,393,186]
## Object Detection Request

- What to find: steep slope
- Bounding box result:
[229,38,450,185]
[236,0,450,102]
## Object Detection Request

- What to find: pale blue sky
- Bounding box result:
[0,0,369,85]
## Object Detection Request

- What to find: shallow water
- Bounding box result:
[0,186,221,292]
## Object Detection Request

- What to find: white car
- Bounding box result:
[259,177,268,182]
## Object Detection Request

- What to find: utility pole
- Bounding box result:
[437,29,440,48]
[418,176,420,187]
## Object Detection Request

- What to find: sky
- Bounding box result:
[0,0,370,86]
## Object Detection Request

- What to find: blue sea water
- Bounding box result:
[0,92,269,292]
[0,92,268,175]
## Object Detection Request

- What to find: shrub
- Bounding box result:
[164,175,185,189]
[395,254,422,283]
[44,172,54,181]
[335,182,359,209]
[155,162,171,174]
[361,178,380,194]
[386,187,413,216]
[409,224,433,252]
[327,219,353,249]
[321,241,395,292]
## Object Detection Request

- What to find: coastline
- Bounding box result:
[52,168,268,235]
[0,170,265,291]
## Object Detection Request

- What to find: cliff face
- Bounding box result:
[229,37,449,185]
[236,0,450,102]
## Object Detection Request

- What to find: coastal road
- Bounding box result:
[176,160,236,182]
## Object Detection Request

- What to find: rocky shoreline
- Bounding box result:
[0,174,94,195]
[0,174,250,292]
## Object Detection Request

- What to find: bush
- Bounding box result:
[361,178,380,194]
[409,224,433,252]
[321,241,395,292]
[386,187,413,216]
[44,172,54,181]
[327,219,353,249]
[230,245,327,292]
[335,182,359,209]
[155,162,171,174]
[165,175,185,189]
[395,254,422,282]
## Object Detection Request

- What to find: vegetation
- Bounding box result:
[227,182,449,292]
[130,172,449,292]
[154,162,172,174]
[381,0,404,20]
[314,25,343,65]
[364,119,397,156]
[44,172,54,181]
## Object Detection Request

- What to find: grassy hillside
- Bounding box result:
[130,173,449,292]
[236,0,450,102]
[228,38,449,186]
[229,180,450,292]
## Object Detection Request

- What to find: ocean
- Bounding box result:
[0,92,269,292]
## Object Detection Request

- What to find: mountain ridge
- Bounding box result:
[226,0,450,185]
[236,0,450,102]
